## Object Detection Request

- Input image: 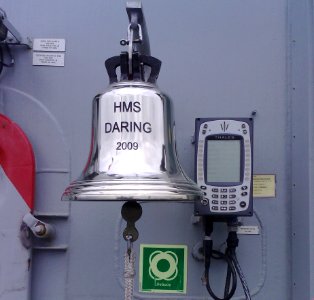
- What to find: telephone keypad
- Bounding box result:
[207,185,250,213]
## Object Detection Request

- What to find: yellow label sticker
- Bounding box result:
[253,175,276,198]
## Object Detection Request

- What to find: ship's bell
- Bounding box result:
[62,53,202,202]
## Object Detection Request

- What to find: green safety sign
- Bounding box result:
[139,244,187,294]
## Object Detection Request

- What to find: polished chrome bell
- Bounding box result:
[62,53,202,202]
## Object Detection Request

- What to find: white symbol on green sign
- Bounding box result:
[149,250,178,281]
[140,244,187,294]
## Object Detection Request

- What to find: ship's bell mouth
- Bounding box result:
[62,177,202,202]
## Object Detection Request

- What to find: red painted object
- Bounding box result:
[0,114,35,210]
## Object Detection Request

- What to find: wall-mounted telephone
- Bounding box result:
[194,118,253,217]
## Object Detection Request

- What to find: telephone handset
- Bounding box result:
[194,118,253,217]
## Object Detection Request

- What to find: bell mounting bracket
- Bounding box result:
[105,52,161,84]
[106,1,160,82]
[121,1,150,56]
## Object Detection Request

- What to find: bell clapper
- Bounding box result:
[121,201,142,300]
[121,201,143,255]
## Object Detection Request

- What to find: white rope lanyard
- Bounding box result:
[124,247,136,300]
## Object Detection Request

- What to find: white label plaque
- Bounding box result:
[237,226,260,235]
[32,52,65,67]
[33,39,66,52]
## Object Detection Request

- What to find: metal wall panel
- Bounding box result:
[0,0,311,299]
[289,0,314,299]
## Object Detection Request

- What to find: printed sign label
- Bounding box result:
[33,39,66,52]
[32,52,65,67]
[237,226,260,235]
[253,174,276,198]
[139,244,187,294]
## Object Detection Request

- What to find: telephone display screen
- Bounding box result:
[206,140,241,183]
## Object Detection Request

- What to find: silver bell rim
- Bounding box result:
[62,178,202,202]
